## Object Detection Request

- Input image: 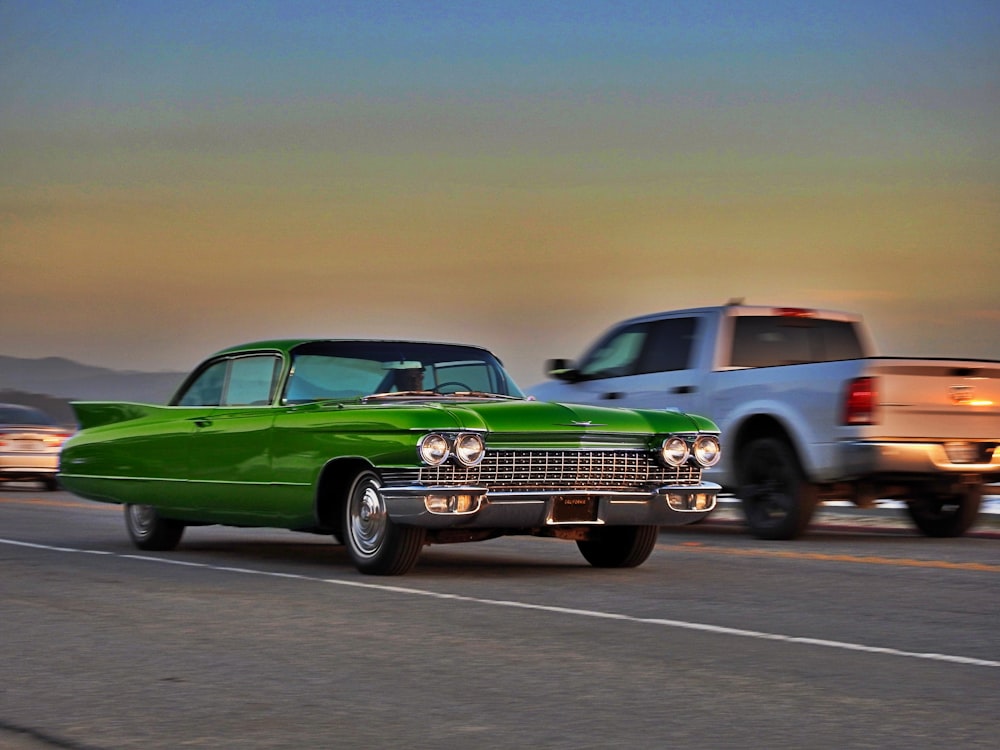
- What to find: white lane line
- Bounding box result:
[4,537,998,669]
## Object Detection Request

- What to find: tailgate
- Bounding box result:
[868,359,1000,440]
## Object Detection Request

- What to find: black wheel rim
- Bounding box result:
[745,445,796,527]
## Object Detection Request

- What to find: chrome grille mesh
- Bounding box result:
[383,449,701,490]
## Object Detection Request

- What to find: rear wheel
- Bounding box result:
[738,438,818,540]
[124,504,185,551]
[905,485,982,537]
[576,525,659,568]
[343,471,425,575]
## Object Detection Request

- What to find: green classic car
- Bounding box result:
[59,340,722,575]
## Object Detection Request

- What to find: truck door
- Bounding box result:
[552,315,705,414]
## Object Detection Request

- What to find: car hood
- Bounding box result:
[340,397,716,438]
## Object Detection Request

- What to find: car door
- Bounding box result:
[548,315,705,414]
[183,354,285,522]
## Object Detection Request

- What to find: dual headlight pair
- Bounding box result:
[660,434,721,468]
[418,432,486,467]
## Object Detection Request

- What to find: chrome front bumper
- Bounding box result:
[380,482,721,529]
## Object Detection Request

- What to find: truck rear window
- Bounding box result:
[729,316,863,368]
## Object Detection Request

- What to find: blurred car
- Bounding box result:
[0,403,73,490]
[59,339,722,575]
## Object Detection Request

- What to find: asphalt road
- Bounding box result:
[2,488,998,750]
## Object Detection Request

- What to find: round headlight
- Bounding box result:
[660,436,690,467]
[454,433,485,466]
[418,433,450,465]
[693,435,721,467]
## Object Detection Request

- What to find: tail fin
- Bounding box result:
[71,402,167,430]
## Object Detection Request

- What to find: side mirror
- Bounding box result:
[545,358,580,382]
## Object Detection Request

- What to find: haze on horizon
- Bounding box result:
[2,1,998,387]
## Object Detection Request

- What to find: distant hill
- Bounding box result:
[0,355,186,404]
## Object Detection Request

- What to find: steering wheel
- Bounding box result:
[434,381,474,394]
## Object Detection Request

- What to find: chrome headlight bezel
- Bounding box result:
[417,433,451,466]
[692,435,721,467]
[659,436,690,467]
[453,432,486,467]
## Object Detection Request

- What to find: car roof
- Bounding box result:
[209,339,496,359]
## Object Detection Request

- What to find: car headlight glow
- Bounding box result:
[660,436,690,467]
[693,435,721,467]
[418,433,450,465]
[454,433,486,466]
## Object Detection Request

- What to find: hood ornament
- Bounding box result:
[560,420,606,427]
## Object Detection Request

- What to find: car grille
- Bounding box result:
[382,449,701,491]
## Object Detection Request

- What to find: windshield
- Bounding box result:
[283,341,524,403]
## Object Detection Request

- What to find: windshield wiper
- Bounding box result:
[445,391,522,399]
[363,390,522,401]
[362,390,438,400]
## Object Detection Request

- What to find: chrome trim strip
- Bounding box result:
[381,482,721,500]
[408,427,488,433]
[57,473,308,488]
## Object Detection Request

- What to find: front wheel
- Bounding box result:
[737,438,818,540]
[343,471,425,575]
[905,485,982,537]
[124,504,185,551]
[576,525,659,568]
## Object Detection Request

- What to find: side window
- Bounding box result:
[636,317,698,373]
[818,321,864,361]
[175,356,281,407]
[730,317,863,367]
[578,324,649,380]
[731,317,809,367]
[177,361,228,406]
[223,356,281,405]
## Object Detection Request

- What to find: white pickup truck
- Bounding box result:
[529,303,1000,540]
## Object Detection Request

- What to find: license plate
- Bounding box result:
[550,496,600,524]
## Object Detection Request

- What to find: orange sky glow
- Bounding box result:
[2,2,998,387]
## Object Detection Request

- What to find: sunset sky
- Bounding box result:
[2,0,998,388]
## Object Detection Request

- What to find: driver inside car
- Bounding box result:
[392,364,426,391]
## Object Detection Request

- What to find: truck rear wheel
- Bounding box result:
[738,438,818,540]
[905,485,982,538]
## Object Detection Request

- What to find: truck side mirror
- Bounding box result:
[546,358,580,382]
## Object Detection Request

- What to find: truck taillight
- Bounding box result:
[843,377,877,425]
[773,307,815,318]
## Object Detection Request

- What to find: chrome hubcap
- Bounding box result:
[350,481,387,557]
[128,504,156,537]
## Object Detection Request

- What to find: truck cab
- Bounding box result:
[531,303,998,540]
